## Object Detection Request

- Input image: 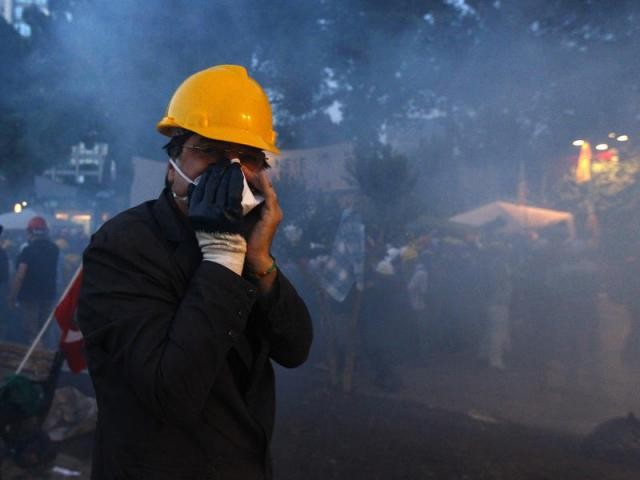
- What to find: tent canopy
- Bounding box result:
[450,201,575,237]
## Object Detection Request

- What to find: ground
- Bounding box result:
[270,360,640,480]
[1,358,639,479]
[2,296,640,479]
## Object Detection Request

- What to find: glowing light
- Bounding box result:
[576,142,592,183]
[572,139,585,146]
[617,135,629,142]
[55,212,69,221]
[608,132,616,139]
[13,203,22,213]
[71,214,92,224]
[595,143,608,151]
[21,201,27,207]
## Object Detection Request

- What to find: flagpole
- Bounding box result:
[15,264,83,375]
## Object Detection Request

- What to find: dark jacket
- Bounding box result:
[0,247,7,286]
[16,236,59,302]
[78,190,313,480]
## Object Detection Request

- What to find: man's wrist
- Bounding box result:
[246,257,277,280]
[245,254,274,274]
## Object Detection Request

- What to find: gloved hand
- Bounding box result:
[188,163,247,275]
[188,162,244,233]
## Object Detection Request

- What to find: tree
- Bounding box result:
[346,139,417,243]
[5,0,640,217]
[553,153,640,248]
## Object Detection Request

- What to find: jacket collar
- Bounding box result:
[152,188,192,243]
[152,189,201,282]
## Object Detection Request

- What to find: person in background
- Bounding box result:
[0,225,9,339]
[8,217,59,347]
[362,246,407,392]
[407,261,429,361]
[478,244,513,369]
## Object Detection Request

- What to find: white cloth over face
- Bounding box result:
[170,157,264,216]
[238,168,264,215]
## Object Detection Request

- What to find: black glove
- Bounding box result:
[188,162,244,234]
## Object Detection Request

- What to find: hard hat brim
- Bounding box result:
[157,117,280,154]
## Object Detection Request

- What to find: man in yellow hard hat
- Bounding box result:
[78,65,313,480]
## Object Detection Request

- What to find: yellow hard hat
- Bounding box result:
[157,65,279,153]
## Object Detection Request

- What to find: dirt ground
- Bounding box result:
[6,358,637,479]
[2,296,640,479]
[1,362,639,479]
[269,359,640,480]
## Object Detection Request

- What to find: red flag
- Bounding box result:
[54,267,87,373]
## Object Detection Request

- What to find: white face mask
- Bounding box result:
[169,158,264,215]
[169,157,201,186]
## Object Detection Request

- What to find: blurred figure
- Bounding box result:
[362,247,408,392]
[613,253,640,366]
[478,244,512,369]
[8,216,59,348]
[407,261,429,360]
[0,225,9,339]
[317,205,366,391]
[544,241,599,387]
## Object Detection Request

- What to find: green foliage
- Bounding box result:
[272,170,312,226]
[554,156,640,214]
[272,170,342,257]
[4,0,640,217]
[346,139,418,242]
[347,140,414,206]
[553,155,640,255]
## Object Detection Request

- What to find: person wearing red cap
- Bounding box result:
[8,216,59,347]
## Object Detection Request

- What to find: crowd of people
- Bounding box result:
[1,205,635,400]
[277,216,634,393]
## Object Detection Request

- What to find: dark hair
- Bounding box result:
[162,130,194,160]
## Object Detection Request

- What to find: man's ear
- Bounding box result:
[166,163,176,184]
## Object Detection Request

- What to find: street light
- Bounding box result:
[617,135,629,142]
[572,139,585,146]
[595,143,609,151]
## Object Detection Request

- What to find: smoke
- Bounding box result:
[13,1,640,459]
[15,0,640,198]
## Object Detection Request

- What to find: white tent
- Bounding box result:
[450,201,575,237]
[0,209,55,231]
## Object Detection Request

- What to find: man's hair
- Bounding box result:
[163,130,194,190]
[162,130,194,160]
